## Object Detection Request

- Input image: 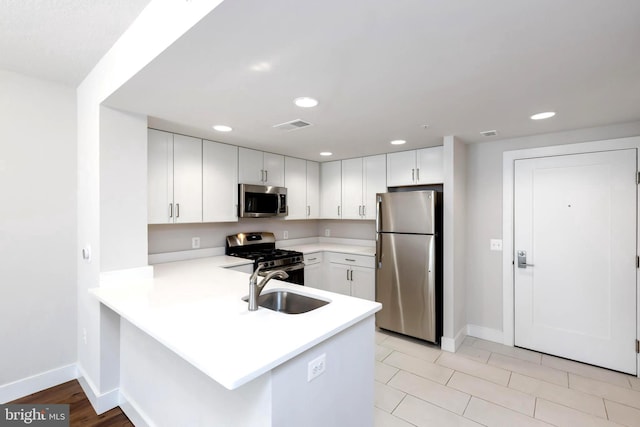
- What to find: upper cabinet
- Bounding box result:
[238,147,284,187]
[386,146,443,187]
[341,155,386,220]
[284,157,320,220]
[320,161,342,219]
[203,140,238,222]
[148,129,203,224]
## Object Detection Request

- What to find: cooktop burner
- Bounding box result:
[225,232,303,268]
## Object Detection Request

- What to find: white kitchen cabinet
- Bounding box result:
[326,253,375,301]
[306,161,320,218]
[238,147,284,186]
[320,160,342,219]
[284,157,319,220]
[386,146,443,186]
[341,155,386,220]
[203,140,238,222]
[303,252,324,289]
[148,129,202,224]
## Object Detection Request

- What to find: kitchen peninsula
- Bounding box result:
[92,256,381,426]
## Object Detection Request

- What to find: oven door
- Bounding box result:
[260,263,305,286]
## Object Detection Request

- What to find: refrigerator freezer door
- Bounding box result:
[376,191,435,234]
[375,233,436,342]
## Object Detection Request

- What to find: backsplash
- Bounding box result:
[148,219,375,254]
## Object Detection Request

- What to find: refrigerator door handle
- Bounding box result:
[376,233,382,269]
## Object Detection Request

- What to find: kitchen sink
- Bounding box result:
[242,289,330,314]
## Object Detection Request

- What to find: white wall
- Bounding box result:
[99,107,148,272]
[465,120,640,336]
[0,70,77,393]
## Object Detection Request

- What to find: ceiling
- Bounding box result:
[0,0,151,86]
[3,1,640,161]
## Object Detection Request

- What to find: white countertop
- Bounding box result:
[91,256,381,390]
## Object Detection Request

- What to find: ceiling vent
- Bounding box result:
[480,129,498,137]
[273,119,312,132]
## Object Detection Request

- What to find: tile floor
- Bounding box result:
[374,329,640,427]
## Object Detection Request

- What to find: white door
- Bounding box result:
[203,140,237,223]
[172,134,202,223]
[320,161,342,219]
[284,156,307,220]
[306,161,320,218]
[416,146,443,184]
[386,150,416,186]
[341,158,364,219]
[238,147,264,185]
[263,152,285,187]
[514,149,637,374]
[147,129,173,224]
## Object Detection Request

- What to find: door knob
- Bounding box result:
[517,250,535,268]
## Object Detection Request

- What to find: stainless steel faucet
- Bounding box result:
[248,265,289,311]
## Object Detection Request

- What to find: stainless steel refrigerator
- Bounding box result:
[375,190,440,343]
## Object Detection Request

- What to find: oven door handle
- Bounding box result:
[258,262,305,275]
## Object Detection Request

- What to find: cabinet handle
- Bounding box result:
[307,205,310,217]
[338,206,341,216]
[346,269,350,281]
[416,168,420,182]
[358,205,362,216]
[169,203,173,218]
[176,203,180,218]
[412,168,415,182]
[308,257,317,261]
[362,205,366,217]
[349,270,354,281]
[265,170,268,182]
[345,258,356,262]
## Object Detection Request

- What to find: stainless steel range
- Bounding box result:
[225,232,305,285]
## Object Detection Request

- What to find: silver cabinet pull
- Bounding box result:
[362,205,366,217]
[358,205,362,216]
[338,206,341,216]
[265,170,268,182]
[345,258,356,262]
[517,250,534,268]
[416,168,420,181]
[176,203,180,218]
[307,205,310,217]
[308,257,317,261]
[349,270,354,281]
[169,203,173,218]
[260,169,265,182]
[346,270,350,281]
[412,168,415,182]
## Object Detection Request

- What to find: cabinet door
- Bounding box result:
[284,157,307,220]
[363,154,386,219]
[306,161,320,219]
[203,140,238,222]
[173,134,203,223]
[386,150,416,187]
[304,262,323,290]
[320,161,342,219]
[147,129,173,224]
[327,262,351,296]
[416,146,444,184]
[341,158,364,219]
[264,152,285,187]
[350,266,375,301]
[238,147,264,185]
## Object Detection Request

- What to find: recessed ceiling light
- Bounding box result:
[320,152,332,156]
[294,97,319,108]
[390,140,406,145]
[213,125,232,132]
[530,111,556,120]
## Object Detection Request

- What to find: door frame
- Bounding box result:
[502,136,640,375]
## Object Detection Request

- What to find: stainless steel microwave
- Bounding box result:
[238,184,288,218]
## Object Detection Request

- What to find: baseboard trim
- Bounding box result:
[119,390,154,427]
[466,324,504,344]
[441,327,466,353]
[76,366,120,415]
[0,364,77,404]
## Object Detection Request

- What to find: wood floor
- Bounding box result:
[10,380,133,426]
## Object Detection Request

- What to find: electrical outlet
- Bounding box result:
[283,230,289,240]
[325,228,331,237]
[192,237,201,249]
[307,353,326,382]
[490,239,503,251]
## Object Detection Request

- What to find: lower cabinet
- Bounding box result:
[325,253,375,301]
[303,252,324,289]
